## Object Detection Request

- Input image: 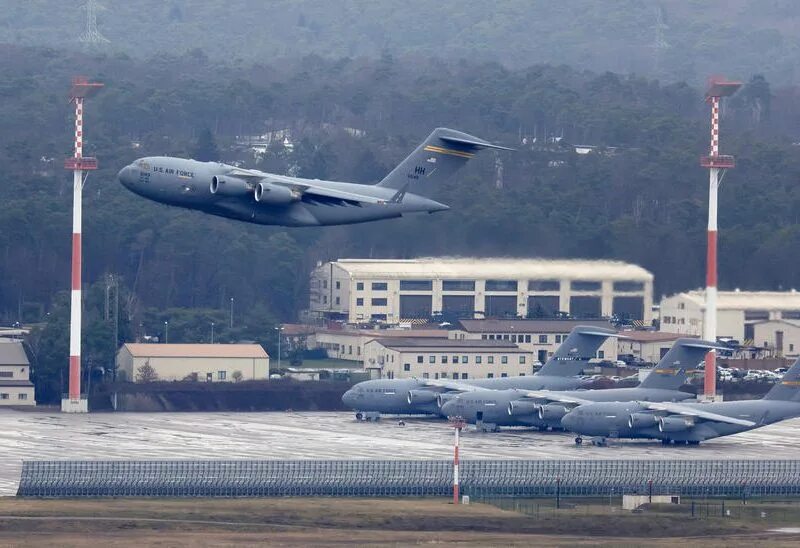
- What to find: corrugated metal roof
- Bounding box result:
[457,319,615,333]
[121,344,268,358]
[316,328,448,338]
[371,338,523,351]
[675,290,800,310]
[330,258,653,281]
[0,380,33,387]
[0,342,29,366]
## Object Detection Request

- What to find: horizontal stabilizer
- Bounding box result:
[439,134,515,151]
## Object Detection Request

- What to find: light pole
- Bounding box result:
[164,321,169,344]
[211,322,215,344]
[229,297,234,329]
[275,326,284,369]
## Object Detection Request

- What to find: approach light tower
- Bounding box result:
[700,77,741,401]
[62,76,103,413]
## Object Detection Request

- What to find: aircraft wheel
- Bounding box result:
[355,412,363,421]
[574,436,583,445]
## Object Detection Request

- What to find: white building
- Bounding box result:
[659,290,800,342]
[313,328,448,362]
[310,258,653,325]
[116,344,269,382]
[752,320,800,358]
[0,341,36,406]
[449,319,618,364]
[363,338,535,380]
[617,331,683,364]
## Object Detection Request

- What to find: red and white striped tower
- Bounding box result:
[700,78,741,401]
[62,77,103,413]
[450,416,465,504]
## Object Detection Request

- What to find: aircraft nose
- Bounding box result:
[341,389,355,407]
[117,164,136,190]
[561,411,576,430]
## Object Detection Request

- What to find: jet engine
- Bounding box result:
[628,413,660,429]
[507,400,539,417]
[407,390,438,405]
[210,175,249,197]
[254,182,301,204]
[538,403,570,421]
[436,392,458,409]
[658,416,694,433]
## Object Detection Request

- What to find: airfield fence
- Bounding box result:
[17,459,800,498]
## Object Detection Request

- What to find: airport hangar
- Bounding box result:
[309,257,654,325]
[659,289,800,343]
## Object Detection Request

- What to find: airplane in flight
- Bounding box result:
[117,128,511,227]
[560,355,800,446]
[340,326,620,420]
[439,338,721,432]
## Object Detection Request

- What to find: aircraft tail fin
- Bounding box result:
[639,338,722,390]
[376,128,512,192]
[537,326,619,378]
[764,356,800,401]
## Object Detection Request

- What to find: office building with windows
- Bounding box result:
[0,341,36,406]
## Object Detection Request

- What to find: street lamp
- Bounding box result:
[211,322,215,344]
[275,325,284,370]
[230,297,234,329]
[164,321,169,344]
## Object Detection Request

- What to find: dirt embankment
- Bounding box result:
[89,380,352,412]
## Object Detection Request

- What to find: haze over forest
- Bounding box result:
[2,1,800,400]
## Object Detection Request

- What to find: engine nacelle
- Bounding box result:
[436,392,458,409]
[210,175,250,197]
[254,182,301,205]
[628,413,659,430]
[538,403,570,421]
[507,400,540,417]
[407,389,438,405]
[658,416,694,433]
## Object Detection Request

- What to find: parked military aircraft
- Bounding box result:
[341,326,619,419]
[440,338,720,431]
[560,356,800,446]
[117,128,511,227]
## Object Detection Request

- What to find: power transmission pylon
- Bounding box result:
[79,0,110,46]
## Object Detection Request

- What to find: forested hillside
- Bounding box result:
[2,0,800,85]
[1,45,799,401]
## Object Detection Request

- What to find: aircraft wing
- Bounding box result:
[640,401,756,427]
[518,390,593,405]
[226,167,399,205]
[417,378,482,392]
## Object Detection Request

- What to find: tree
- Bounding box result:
[136,360,159,383]
[231,370,243,382]
[191,128,219,161]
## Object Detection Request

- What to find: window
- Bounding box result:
[0,393,7,400]
[461,373,468,379]
[452,372,459,379]
[372,282,388,291]
[422,373,429,379]
[511,334,517,343]
[501,356,508,364]
[218,371,227,380]
[400,280,432,291]
[555,335,563,343]
[613,281,644,291]
[525,335,531,343]
[501,373,508,378]
[335,281,341,289]
[429,355,435,364]
[356,298,364,306]
[488,356,495,364]
[791,344,795,352]
[519,356,526,364]
[529,280,560,291]
[485,280,518,292]
[487,373,494,378]
[598,350,605,358]
[488,334,496,340]
[475,356,482,364]
[18,393,27,400]
[519,372,526,376]
[417,355,424,363]
[572,281,601,291]
[442,356,448,364]
[452,356,459,364]
[461,356,468,364]
[356,282,364,291]
[0,372,11,378]
[443,280,475,291]
[348,345,353,354]
[744,310,769,321]
[538,335,548,344]
[323,296,328,304]
[335,297,340,305]
[323,280,328,289]
[371,298,388,306]
[481,334,488,340]
[404,364,411,372]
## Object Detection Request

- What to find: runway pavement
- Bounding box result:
[1,409,798,496]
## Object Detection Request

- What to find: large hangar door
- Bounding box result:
[527,295,560,318]
[570,296,601,318]
[442,295,475,318]
[400,295,432,319]
[612,296,644,321]
[485,296,517,318]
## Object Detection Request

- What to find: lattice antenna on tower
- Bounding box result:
[79,0,110,45]
[650,5,670,76]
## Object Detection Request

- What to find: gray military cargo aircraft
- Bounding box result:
[560,355,800,446]
[117,128,511,227]
[440,338,720,431]
[340,326,620,420]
